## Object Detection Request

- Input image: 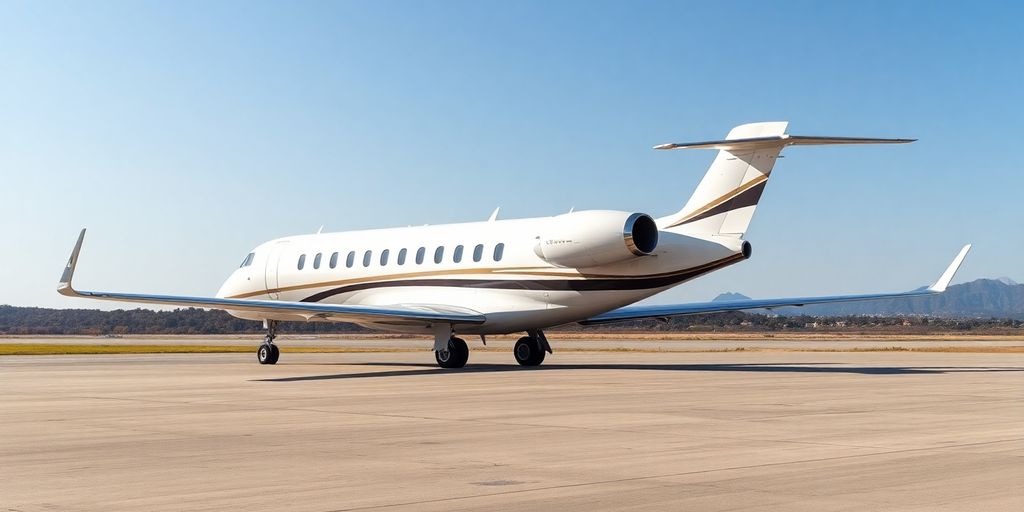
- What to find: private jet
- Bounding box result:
[58,122,971,367]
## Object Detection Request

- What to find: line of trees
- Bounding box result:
[562,310,1023,333]
[0,306,366,335]
[1,305,1020,336]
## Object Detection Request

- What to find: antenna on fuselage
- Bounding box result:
[488,207,500,222]
[316,225,324,234]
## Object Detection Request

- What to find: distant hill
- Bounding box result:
[712,292,751,302]
[722,279,1023,319]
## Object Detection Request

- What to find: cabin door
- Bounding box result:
[264,241,288,299]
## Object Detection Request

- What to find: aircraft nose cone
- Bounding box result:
[215,278,234,299]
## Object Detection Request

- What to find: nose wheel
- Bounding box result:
[435,337,469,368]
[258,320,280,365]
[257,342,280,364]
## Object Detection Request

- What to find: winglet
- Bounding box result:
[928,244,972,293]
[58,229,87,296]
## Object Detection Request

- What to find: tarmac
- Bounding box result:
[2,342,1022,511]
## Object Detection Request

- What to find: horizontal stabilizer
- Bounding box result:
[654,135,915,151]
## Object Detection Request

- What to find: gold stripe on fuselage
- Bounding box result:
[228,257,738,299]
[230,266,555,299]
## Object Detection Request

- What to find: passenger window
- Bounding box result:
[434,246,444,264]
[453,245,464,263]
[380,249,390,266]
[346,251,355,268]
[363,250,372,267]
[493,243,505,262]
[416,247,425,265]
[313,252,322,269]
[397,248,407,265]
[297,254,306,270]
[329,252,339,269]
[473,244,483,262]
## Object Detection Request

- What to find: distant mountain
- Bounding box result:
[723,279,1024,319]
[712,292,751,302]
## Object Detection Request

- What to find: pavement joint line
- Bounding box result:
[11,385,1022,452]
[321,437,1024,512]
[740,399,1024,420]
[277,406,898,450]
[3,394,899,453]
[15,395,977,453]
[68,395,203,406]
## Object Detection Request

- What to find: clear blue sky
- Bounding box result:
[1,1,1020,309]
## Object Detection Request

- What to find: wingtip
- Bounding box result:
[57,228,87,295]
[928,244,971,293]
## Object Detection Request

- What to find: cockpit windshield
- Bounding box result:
[239,252,255,268]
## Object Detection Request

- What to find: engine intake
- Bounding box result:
[535,210,660,268]
[624,212,659,256]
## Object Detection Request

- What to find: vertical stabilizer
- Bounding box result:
[655,122,913,238]
[657,122,787,236]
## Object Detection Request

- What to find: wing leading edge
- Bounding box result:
[580,245,971,325]
[57,229,485,326]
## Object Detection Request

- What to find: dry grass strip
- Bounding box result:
[2,343,1022,356]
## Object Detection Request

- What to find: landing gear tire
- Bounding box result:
[514,336,545,367]
[435,337,469,369]
[258,320,280,365]
[258,342,279,365]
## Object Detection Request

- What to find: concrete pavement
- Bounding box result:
[1,347,1022,511]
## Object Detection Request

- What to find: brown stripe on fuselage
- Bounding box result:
[299,254,746,303]
[228,257,742,300]
[229,266,555,299]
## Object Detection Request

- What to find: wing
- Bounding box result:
[580,245,971,325]
[57,229,485,326]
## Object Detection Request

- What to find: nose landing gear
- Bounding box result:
[258,319,280,365]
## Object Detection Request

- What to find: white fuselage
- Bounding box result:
[215,212,748,334]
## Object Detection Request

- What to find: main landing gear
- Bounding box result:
[258,320,280,365]
[435,336,469,369]
[430,325,552,369]
[514,330,551,367]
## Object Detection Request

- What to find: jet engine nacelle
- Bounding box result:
[534,210,659,268]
